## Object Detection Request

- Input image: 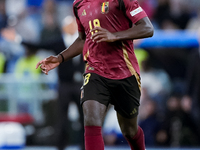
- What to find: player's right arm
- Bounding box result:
[36,31,86,75]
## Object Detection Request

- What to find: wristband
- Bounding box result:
[59,53,64,63]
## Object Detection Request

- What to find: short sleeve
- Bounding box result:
[73,0,85,32]
[123,0,147,24]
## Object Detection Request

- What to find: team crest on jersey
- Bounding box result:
[101,2,109,14]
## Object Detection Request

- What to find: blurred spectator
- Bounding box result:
[0,0,8,74]
[42,0,55,14]
[184,48,200,136]
[156,94,181,146]
[158,94,200,147]
[14,11,41,43]
[0,0,41,75]
[153,0,172,29]
[153,0,191,29]
[180,95,200,142]
[0,0,7,30]
[53,15,84,150]
[0,27,25,73]
[0,52,6,74]
[180,95,193,113]
[14,43,41,78]
[6,0,42,43]
[40,0,61,43]
[5,0,26,17]
[168,0,191,29]
[5,0,41,42]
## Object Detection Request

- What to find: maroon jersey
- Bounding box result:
[73,0,147,79]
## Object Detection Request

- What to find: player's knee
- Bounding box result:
[121,127,138,139]
[83,100,106,126]
[84,114,103,126]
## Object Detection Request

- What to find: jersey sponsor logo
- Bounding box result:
[101,2,109,14]
[130,6,143,16]
[81,9,86,16]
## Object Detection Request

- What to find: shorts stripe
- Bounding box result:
[122,42,141,91]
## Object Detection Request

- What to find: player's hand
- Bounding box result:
[36,55,60,75]
[90,27,117,43]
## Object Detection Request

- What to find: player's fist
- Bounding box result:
[90,27,117,43]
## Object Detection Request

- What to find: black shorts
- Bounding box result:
[80,73,141,118]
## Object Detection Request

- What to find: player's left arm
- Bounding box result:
[90,17,154,43]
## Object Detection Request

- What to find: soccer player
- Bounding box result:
[36,0,154,149]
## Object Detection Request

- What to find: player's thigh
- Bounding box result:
[82,100,107,126]
[111,75,141,119]
[117,112,138,138]
[81,73,110,126]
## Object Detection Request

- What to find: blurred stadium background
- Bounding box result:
[0,0,200,150]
